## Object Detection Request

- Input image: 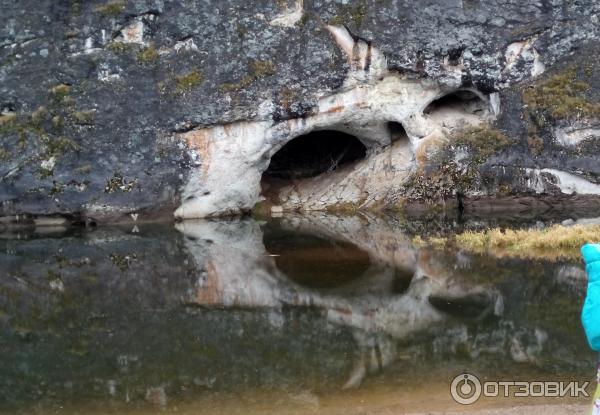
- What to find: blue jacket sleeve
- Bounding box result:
[581,244,600,351]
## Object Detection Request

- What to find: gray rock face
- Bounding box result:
[1,0,600,221]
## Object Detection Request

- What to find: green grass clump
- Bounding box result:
[96,1,125,17]
[523,68,600,120]
[0,148,9,160]
[175,69,203,94]
[137,46,159,65]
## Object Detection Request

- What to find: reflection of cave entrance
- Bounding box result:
[428,293,492,320]
[263,130,367,180]
[263,227,372,290]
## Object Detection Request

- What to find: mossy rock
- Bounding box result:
[329,1,367,27]
[523,67,600,121]
[403,126,511,201]
[451,126,511,163]
[107,41,135,54]
[44,136,79,156]
[31,106,49,127]
[137,46,159,65]
[49,84,71,97]
[250,60,276,77]
[219,60,276,93]
[175,69,203,94]
[71,110,96,125]
[95,1,126,17]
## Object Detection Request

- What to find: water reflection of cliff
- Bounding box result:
[0,215,594,412]
[177,213,593,388]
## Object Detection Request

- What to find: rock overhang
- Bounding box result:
[174,26,497,219]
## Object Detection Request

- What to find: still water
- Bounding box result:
[0,213,596,414]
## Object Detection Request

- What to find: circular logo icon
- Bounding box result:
[451,373,482,405]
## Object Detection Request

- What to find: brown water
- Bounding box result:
[0,212,597,414]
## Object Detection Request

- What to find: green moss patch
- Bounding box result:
[250,60,275,77]
[137,46,159,65]
[49,84,71,97]
[49,84,75,108]
[107,41,135,54]
[521,66,600,156]
[96,1,126,17]
[175,69,203,94]
[329,1,367,27]
[452,126,510,162]
[71,110,96,125]
[44,136,79,156]
[219,60,277,93]
[31,106,49,127]
[523,67,600,120]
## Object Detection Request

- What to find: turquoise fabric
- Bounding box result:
[582,244,600,351]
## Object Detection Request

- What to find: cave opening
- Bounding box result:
[388,121,410,144]
[263,130,367,180]
[424,90,487,119]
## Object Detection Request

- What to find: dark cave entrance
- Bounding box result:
[423,90,487,117]
[263,130,367,180]
[388,121,410,145]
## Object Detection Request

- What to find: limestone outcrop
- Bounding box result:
[1,0,600,222]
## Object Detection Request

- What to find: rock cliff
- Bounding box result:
[1,0,600,222]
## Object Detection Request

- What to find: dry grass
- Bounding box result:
[0,113,16,126]
[49,84,71,97]
[414,224,600,261]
